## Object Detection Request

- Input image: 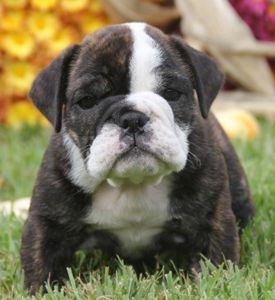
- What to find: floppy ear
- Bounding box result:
[170,36,224,118]
[29,44,80,132]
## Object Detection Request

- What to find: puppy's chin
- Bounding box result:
[106,148,171,187]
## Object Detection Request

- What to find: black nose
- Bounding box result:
[119,111,149,134]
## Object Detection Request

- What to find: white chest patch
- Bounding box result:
[84,178,171,256]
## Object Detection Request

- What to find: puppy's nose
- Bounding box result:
[119,111,149,134]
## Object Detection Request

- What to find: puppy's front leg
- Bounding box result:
[186,210,239,281]
[207,209,240,265]
[21,215,84,294]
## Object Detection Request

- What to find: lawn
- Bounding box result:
[0,120,274,299]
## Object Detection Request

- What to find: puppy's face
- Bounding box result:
[30,23,223,192]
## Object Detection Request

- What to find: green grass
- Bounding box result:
[0,125,50,201]
[0,120,274,299]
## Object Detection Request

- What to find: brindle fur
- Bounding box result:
[21,24,254,294]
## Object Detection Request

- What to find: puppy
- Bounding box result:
[21,23,255,293]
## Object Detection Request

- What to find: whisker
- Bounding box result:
[188,140,204,153]
[188,150,201,169]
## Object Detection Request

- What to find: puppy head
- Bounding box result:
[30,23,224,191]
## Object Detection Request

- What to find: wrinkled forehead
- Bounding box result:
[70,23,173,93]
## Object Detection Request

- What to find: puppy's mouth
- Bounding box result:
[106,145,171,187]
[118,144,156,161]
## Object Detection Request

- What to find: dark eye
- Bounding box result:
[163,89,182,102]
[77,96,96,109]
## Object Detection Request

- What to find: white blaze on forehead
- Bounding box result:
[127,23,162,93]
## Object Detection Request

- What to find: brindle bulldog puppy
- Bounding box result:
[21,23,254,293]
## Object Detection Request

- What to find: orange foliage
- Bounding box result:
[0,0,109,127]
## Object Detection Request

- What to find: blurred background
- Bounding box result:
[0,0,275,204]
[0,0,109,127]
